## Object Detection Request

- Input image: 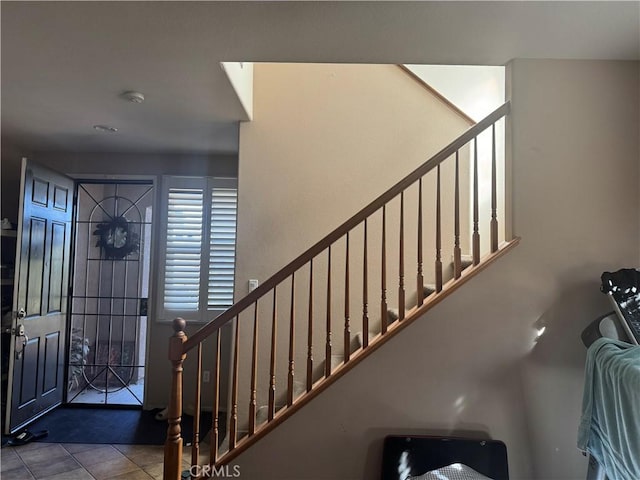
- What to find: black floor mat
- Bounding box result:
[4,407,220,445]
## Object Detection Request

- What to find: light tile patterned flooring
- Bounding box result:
[1,441,194,479]
[68,382,145,406]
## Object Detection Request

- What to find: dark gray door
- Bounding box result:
[5,159,73,434]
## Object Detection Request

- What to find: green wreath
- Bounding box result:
[93,216,140,260]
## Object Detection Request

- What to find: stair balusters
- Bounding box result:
[381,205,388,334]
[268,288,277,421]
[229,316,239,450]
[344,234,351,363]
[210,329,221,464]
[398,192,405,320]
[417,179,424,305]
[362,220,369,348]
[473,138,480,265]
[307,260,314,392]
[435,164,443,293]
[325,247,332,378]
[453,151,462,279]
[287,274,296,406]
[192,343,202,467]
[164,102,516,480]
[249,302,258,435]
[491,124,499,253]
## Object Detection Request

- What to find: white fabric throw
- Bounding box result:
[406,463,493,480]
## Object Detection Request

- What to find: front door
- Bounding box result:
[5,159,74,434]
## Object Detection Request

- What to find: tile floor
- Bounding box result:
[0,441,196,479]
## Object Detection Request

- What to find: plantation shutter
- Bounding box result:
[163,187,204,311]
[160,176,238,321]
[208,186,237,309]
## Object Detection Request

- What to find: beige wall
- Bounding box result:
[0,151,237,410]
[232,60,639,480]
[511,59,639,479]
[234,63,472,431]
[1,142,32,223]
[237,63,472,286]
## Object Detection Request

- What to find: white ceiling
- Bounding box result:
[2,1,638,155]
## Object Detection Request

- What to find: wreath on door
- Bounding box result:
[93,216,140,259]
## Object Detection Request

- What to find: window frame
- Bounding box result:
[157,175,238,323]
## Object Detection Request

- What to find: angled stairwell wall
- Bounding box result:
[230,60,639,480]
[235,63,474,432]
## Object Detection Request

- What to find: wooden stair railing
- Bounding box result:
[164,101,518,479]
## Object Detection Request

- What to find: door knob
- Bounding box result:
[13,321,28,360]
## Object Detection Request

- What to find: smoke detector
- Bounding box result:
[121,91,145,104]
[93,125,118,133]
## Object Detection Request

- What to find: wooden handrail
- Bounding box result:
[182,101,511,353]
[167,100,514,478]
[201,238,521,469]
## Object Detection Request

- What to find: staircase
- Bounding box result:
[163,101,519,479]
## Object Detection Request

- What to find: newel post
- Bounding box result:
[164,318,187,480]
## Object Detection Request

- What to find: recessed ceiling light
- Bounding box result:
[93,125,118,133]
[121,91,145,104]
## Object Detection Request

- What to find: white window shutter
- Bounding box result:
[208,187,237,309]
[163,188,204,311]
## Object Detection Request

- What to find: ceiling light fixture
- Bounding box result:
[121,91,145,104]
[93,124,118,133]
